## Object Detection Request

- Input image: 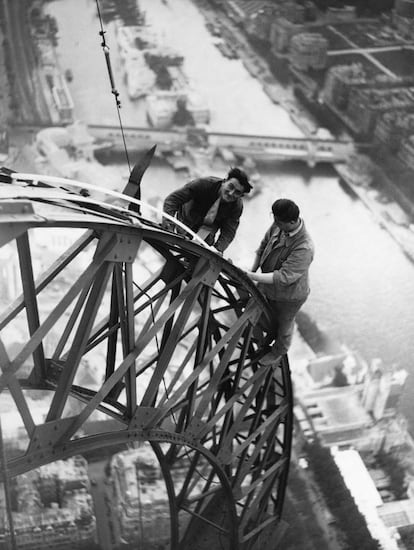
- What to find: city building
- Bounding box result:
[270,17,307,55]
[298,385,377,449]
[290,327,414,547]
[289,32,328,71]
[295,351,408,446]
[374,111,414,152]
[361,359,408,421]
[244,6,277,42]
[332,448,408,550]
[0,457,97,550]
[331,446,414,549]
[393,12,414,39]
[395,0,414,18]
[110,446,170,546]
[325,6,356,22]
[224,0,277,25]
[283,1,306,24]
[398,134,414,169]
[323,63,369,111]
[322,63,414,138]
[347,85,414,137]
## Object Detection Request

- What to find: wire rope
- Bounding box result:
[95,0,131,172]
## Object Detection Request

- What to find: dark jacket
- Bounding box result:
[163,177,243,252]
[257,220,314,302]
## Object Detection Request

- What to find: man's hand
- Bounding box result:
[162,218,175,232]
[244,271,273,284]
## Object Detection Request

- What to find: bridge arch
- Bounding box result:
[0,173,293,549]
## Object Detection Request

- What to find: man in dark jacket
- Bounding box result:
[245,198,314,365]
[162,167,252,253]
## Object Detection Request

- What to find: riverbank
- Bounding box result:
[336,162,414,264]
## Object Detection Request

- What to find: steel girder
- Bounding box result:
[0,173,293,549]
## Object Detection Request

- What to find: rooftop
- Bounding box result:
[302,385,372,430]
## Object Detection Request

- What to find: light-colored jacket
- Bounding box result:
[256,220,314,302]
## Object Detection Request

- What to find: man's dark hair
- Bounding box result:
[272,199,300,222]
[227,167,252,194]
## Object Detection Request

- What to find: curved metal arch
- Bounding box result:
[0,176,293,549]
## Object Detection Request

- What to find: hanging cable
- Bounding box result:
[95,0,131,172]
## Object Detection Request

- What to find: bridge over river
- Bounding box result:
[88,124,355,167]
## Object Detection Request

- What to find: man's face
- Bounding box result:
[273,214,297,233]
[220,178,245,202]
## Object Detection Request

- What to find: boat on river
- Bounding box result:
[215,40,239,59]
[206,21,222,37]
[65,68,73,82]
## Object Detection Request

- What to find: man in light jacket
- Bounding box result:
[245,198,314,365]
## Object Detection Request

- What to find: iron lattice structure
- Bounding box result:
[0,164,293,549]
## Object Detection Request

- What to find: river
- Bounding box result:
[45,0,414,427]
